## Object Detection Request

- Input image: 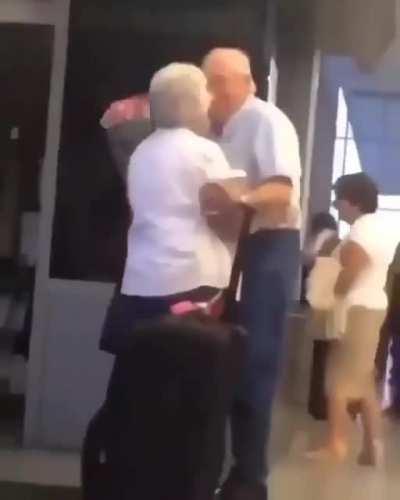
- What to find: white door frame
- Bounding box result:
[0,0,74,446]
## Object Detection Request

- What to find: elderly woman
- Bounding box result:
[82,66,247,499]
[309,173,396,466]
[100,62,243,356]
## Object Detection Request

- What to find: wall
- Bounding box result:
[307,79,337,216]
[0,0,56,257]
[0,149,20,258]
[30,281,113,448]
[0,23,53,239]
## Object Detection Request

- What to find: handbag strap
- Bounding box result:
[225,205,253,304]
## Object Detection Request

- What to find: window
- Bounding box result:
[331,89,400,239]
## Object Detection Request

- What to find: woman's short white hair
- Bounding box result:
[149,63,209,129]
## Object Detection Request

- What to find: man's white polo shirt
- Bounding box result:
[217,96,302,230]
[121,128,241,297]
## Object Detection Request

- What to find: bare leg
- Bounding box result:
[326,393,349,459]
[307,392,349,461]
[358,390,384,467]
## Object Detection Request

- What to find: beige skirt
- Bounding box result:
[326,306,386,400]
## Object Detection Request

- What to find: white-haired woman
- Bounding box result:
[100,62,244,361]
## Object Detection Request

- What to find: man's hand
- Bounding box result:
[199,182,248,241]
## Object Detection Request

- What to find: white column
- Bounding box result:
[23,0,71,447]
[300,51,322,248]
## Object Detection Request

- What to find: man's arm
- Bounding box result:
[243,109,301,212]
[240,175,293,209]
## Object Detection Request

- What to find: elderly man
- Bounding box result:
[203,49,301,500]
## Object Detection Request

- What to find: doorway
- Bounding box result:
[0,23,53,447]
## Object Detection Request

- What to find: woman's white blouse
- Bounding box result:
[121,128,242,297]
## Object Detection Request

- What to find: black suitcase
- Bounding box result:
[82,316,245,500]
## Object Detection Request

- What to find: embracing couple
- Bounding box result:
[100,48,302,500]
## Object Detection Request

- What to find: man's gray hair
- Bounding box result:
[149,63,208,129]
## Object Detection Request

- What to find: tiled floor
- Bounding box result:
[269,403,400,500]
[0,401,399,499]
[0,449,79,487]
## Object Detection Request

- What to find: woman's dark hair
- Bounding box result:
[310,212,338,235]
[334,173,378,214]
[310,212,337,236]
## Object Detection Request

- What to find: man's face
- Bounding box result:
[204,65,251,126]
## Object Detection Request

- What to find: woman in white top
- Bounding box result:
[310,173,396,465]
[100,63,243,355]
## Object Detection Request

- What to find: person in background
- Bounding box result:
[303,213,339,420]
[203,48,301,500]
[380,242,400,418]
[302,212,339,304]
[310,173,396,466]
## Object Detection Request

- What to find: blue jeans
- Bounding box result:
[230,229,300,485]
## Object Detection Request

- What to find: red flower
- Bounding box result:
[100,94,150,129]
